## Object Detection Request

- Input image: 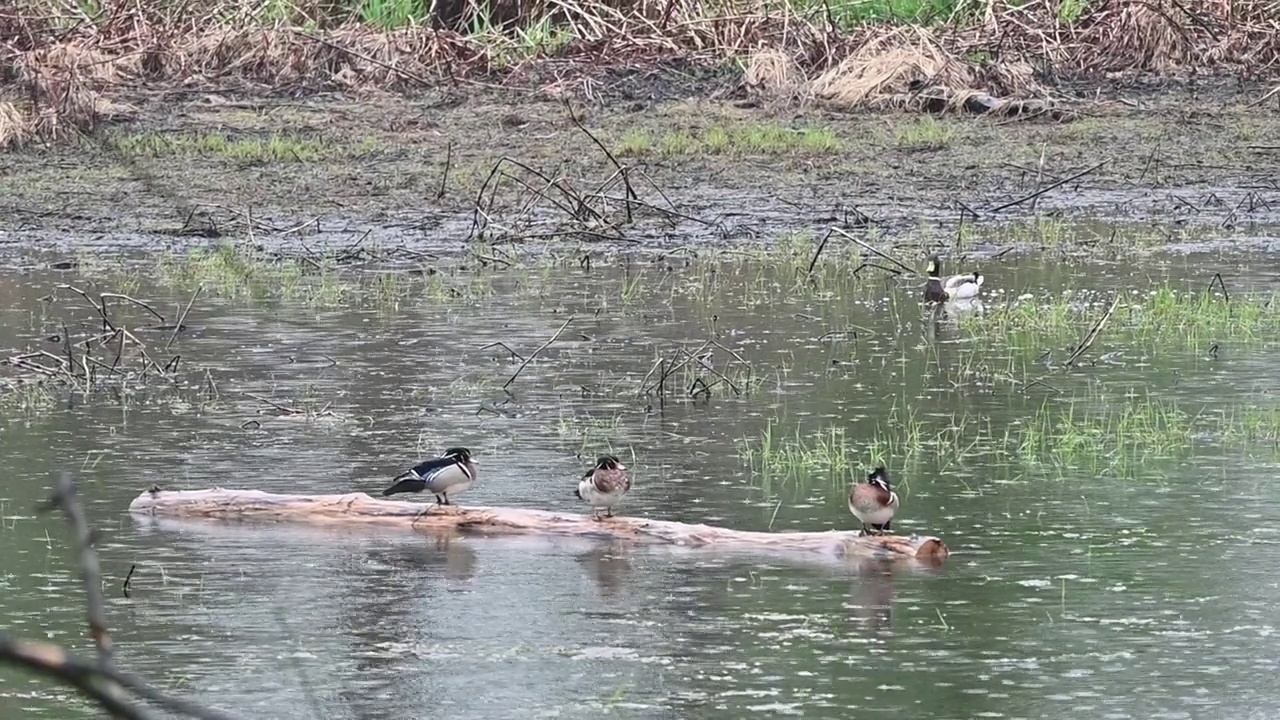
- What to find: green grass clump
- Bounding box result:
[105,132,373,162]
[958,285,1279,355]
[617,124,843,157]
[738,390,1280,491]
[893,116,954,150]
[1006,393,1196,476]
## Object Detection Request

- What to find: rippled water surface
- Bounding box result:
[2,245,1280,719]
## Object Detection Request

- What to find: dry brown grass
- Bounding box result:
[1,0,1278,148]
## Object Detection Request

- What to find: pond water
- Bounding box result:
[2,242,1279,719]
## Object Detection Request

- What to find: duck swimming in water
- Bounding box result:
[923,254,984,303]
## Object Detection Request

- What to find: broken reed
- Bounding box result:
[738,391,1280,489]
[0,284,198,413]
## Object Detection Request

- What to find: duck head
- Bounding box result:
[595,455,626,471]
[442,447,475,464]
[866,466,891,492]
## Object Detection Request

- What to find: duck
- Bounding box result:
[923,254,984,303]
[381,447,477,505]
[848,466,900,536]
[575,455,631,520]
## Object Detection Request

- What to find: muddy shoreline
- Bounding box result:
[3,73,1279,261]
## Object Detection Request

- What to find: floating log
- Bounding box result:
[127,488,949,565]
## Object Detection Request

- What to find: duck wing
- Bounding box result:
[382,456,470,496]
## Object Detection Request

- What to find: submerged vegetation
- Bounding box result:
[135,243,492,307]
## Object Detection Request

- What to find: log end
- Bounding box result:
[911,536,949,564]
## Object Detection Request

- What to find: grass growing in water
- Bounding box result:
[739,391,1280,492]
[150,243,491,307]
[958,285,1279,356]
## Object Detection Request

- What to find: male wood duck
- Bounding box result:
[575,455,631,520]
[381,447,477,505]
[923,254,984,303]
[848,466,900,536]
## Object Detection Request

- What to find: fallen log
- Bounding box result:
[127,488,950,565]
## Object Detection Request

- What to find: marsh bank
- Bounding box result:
[3,76,1279,259]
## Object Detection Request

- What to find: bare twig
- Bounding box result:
[1065,296,1120,368]
[56,284,117,332]
[0,636,154,720]
[504,316,575,389]
[822,228,916,274]
[244,392,304,415]
[479,342,525,361]
[4,471,242,720]
[564,99,637,222]
[165,286,202,351]
[100,293,166,325]
[437,140,452,200]
[988,159,1110,214]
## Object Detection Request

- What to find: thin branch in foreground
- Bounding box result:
[0,636,154,720]
[49,471,114,670]
[7,471,243,720]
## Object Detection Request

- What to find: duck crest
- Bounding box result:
[867,466,891,492]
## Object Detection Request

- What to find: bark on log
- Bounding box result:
[127,488,949,565]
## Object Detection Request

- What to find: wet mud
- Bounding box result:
[2,77,1278,260]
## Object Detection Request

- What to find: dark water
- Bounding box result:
[2,245,1280,719]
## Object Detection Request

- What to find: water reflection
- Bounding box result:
[574,542,632,600]
[846,558,897,637]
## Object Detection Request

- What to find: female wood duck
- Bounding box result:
[923,254,984,303]
[575,455,631,520]
[848,466,900,536]
[381,447,477,505]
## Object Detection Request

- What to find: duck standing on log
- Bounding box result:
[382,447,477,506]
[849,466,900,536]
[923,254,984,303]
[576,455,631,520]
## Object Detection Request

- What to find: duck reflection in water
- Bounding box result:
[847,558,898,636]
[576,542,633,600]
[375,528,478,584]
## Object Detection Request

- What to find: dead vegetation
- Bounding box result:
[2,0,1279,147]
[0,283,199,407]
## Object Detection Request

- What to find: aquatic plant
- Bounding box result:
[955,284,1279,358]
[738,389,1280,491]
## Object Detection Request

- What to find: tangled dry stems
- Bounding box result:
[1,0,1278,148]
